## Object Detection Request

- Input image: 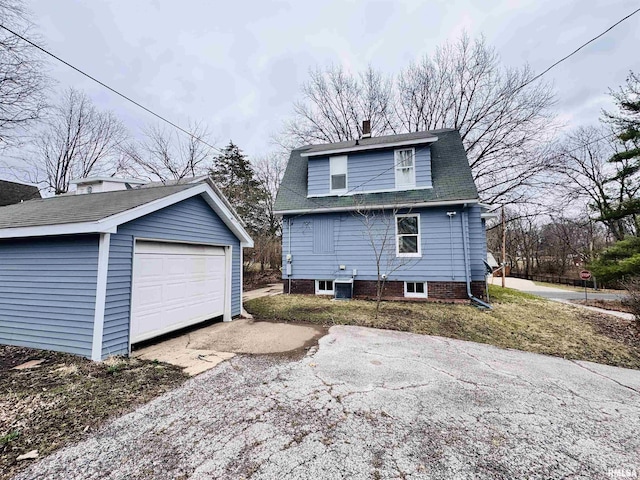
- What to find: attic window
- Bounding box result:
[395,148,415,188]
[330,155,347,194]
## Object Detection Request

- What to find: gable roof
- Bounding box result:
[0,182,253,246]
[274,129,479,214]
[0,179,41,207]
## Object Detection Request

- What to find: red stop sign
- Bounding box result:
[580,270,592,280]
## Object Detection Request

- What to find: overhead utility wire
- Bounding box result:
[1,6,638,207]
[0,23,221,153]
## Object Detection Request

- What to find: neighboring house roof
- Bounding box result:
[274,129,479,214]
[0,179,41,207]
[0,182,253,246]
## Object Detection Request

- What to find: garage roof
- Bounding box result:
[0,182,253,246]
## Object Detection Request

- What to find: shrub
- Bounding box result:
[622,277,640,327]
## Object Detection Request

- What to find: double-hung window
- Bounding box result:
[395,148,415,188]
[330,155,348,194]
[396,214,421,257]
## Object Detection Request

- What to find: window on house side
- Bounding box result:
[330,155,347,193]
[396,214,421,257]
[316,280,334,295]
[395,148,415,188]
[405,281,427,298]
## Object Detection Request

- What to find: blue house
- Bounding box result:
[274,127,490,302]
[0,177,252,360]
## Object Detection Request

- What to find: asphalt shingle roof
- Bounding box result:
[0,184,195,229]
[274,129,479,213]
[0,180,41,207]
[301,130,438,155]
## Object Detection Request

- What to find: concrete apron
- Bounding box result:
[133,318,324,376]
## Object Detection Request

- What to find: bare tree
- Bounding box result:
[283,65,395,145]
[0,0,48,149]
[254,153,287,237]
[354,204,418,316]
[552,126,640,240]
[282,33,556,205]
[31,88,127,194]
[121,121,213,182]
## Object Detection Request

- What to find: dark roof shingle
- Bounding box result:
[0,180,41,207]
[274,129,478,213]
[0,184,194,229]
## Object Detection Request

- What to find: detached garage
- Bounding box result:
[0,179,253,360]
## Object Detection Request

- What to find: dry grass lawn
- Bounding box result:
[245,285,640,370]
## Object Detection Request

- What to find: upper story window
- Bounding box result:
[396,213,421,257]
[395,148,415,189]
[330,155,348,194]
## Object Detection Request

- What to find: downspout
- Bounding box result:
[287,217,292,294]
[446,212,457,280]
[461,207,492,309]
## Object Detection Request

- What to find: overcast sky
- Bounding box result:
[24,0,640,160]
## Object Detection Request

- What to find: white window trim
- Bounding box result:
[394,148,416,189]
[330,155,348,194]
[395,213,422,258]
[315,279,335,295]
[404,281,428,298]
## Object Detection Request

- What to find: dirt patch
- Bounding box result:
[243,269,281,290]
[0,345,187,480]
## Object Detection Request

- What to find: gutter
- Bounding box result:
[461,206,492,309]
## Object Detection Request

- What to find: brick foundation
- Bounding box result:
[283,279,486,301]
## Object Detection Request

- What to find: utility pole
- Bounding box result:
[501,204,506,288]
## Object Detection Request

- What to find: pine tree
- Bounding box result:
[601,71,640,235]
[209,141,267,236]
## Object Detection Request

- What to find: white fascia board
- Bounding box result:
[308,185,433,198]
[69,176,147,185]
[274,198,479,216]
[0,222,117,239]
[300,136,438,157]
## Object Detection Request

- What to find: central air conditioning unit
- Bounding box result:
[334,277,353,300]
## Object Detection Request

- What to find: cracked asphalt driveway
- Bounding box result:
[16,326,640,479]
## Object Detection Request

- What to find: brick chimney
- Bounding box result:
[361,120,371,139]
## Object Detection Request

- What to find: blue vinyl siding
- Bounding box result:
[102,194,242,356]
[282,205,484,283]
[0,235,99,357]
[307,157,329,196]
[307,146,432,196]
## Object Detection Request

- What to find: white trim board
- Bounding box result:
[0,184,254,247]
[301,136,438,157]
[275,199,479,216]
[91,232,111,361]
[308,185,433,198]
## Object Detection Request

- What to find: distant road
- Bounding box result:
[489,276,624,301]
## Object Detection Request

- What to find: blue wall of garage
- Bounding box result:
[0,235,99,357]
[102,194,242,357]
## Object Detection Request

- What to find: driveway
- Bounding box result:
[16,326,640,479]
[490,276,624,301]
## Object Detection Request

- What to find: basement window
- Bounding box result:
[315,280,334,295]
[405,282,427,298]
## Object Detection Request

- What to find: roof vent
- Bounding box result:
[361,120,371,139]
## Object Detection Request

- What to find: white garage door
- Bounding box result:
[130,241,226,343]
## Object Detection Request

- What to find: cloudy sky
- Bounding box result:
[24,0,640,160]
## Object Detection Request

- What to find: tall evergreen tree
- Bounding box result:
[602,71,640,235]
[209,141,267,236]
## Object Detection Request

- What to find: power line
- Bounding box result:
[0,23,221,153]
[517,6,640,91]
